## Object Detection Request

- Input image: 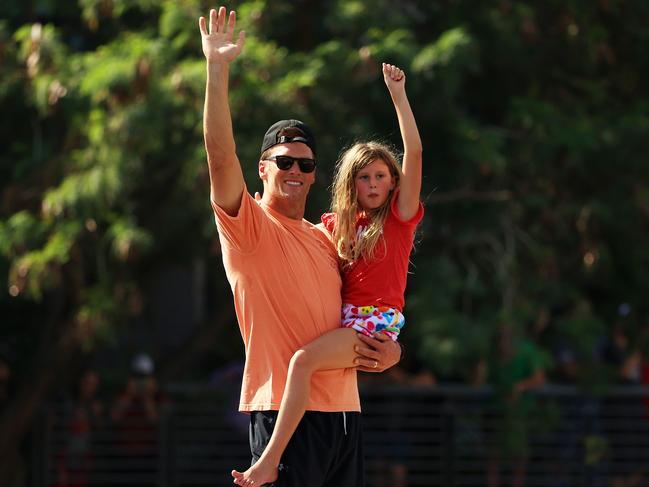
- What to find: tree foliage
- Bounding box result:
[1,1,649,479]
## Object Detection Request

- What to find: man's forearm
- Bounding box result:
[199,7,245,214]
[204,62,237,168]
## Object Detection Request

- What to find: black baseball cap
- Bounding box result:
[260,119,317,157]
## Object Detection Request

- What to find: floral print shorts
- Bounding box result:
[341,303,405,342]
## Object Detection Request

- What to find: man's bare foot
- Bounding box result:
[231,459,278,486]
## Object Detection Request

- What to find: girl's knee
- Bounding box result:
[289,349,313,371]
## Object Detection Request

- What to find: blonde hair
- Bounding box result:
[330,141,402,264]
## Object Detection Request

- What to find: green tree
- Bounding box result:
[1,1,649,483]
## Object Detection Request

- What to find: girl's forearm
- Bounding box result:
[392,89,422,216]
[391,91,422,157]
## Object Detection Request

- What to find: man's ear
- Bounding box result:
[259,159,267,180]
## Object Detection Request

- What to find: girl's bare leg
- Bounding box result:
[232,328,361,486]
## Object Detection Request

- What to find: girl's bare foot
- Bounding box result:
[231,459,278,486]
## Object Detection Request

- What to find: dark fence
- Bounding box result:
[32,384,649,486]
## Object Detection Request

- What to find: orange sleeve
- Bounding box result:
[211,185,264,253]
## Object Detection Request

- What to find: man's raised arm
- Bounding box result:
[199,6,246,216]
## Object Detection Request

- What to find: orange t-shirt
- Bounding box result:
[212,188,360,412]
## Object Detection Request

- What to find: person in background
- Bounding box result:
[110,354,167,461]
[487,323,549,487]
[0,355,11,414]
[54,369,104,487]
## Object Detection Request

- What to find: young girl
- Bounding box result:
[232,62,423,487]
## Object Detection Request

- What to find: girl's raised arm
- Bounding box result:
[383,63,422,221]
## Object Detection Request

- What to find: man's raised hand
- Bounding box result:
[199,6,245,64]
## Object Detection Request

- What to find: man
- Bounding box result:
[199,6,402,486]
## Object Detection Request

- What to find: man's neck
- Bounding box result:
[263,195,305,220]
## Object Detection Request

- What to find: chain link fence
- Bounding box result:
[32,384,649,486]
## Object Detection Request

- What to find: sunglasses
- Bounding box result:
[264,155,317,173]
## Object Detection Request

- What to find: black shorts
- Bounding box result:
[249,410,365,487]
